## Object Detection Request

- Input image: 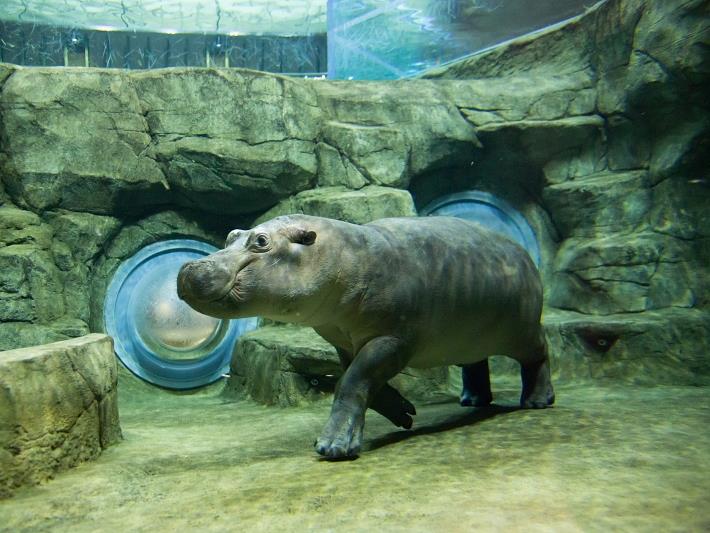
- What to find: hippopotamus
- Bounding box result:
[177,214,554,459]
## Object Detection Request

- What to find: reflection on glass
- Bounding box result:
[328,0,592,79]
[0,2,326,72]
[0,0,326,35]
[133,268,222,360]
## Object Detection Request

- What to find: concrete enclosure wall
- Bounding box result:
[0,0,708,385]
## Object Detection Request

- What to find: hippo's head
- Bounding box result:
[177,216,335,323]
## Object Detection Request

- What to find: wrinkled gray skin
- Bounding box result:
[177,214,554,459]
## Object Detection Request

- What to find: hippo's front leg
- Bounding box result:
[334,347,416,429]
[315,336,409,459]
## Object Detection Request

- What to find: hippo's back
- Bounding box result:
[361,216,543,365]
[368,216,516,255]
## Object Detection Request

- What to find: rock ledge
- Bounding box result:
[0,334,121,498]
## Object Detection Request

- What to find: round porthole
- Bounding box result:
[104,239,258,389]
[420,191,541,266]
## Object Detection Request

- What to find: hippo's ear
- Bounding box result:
[290,228,317,246]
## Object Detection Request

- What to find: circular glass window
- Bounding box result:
[420,191,541,266]
[104,239,258,389]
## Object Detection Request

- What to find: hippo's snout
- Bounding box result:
[177,258,234,303]
[176,262,196,301]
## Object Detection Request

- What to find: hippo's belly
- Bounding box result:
[405,317,524,368]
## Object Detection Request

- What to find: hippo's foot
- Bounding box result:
[371,384,416,429]
[460,359,493,407]
[521,391,555,409]
[460,390,493,407]
[315,400,365,459]
[520,355,555,409]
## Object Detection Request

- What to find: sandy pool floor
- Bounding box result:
[1,377,709,532]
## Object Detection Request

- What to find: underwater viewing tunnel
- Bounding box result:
[103,239,258,389]
[0,0,709,530]
[421,191,541,267]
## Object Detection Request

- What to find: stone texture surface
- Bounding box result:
[1,70,168,215]
[419,0,709,387]
[254,185,417,225]
[549,233,696,314]
[314,81,480,188]
[134,69,320,215]
[228,325,341,407]
[228,325,449,407]
[544,308,710,386]
[0,0,706,391]
[0,334,121,498]
[0,67,478,218]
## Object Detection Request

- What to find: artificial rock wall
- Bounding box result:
[0,0,708,385]
[0,334,121,498]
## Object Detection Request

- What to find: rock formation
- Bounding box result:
[0,334,121,498]
[0,0,707,394]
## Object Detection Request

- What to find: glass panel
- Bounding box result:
[328,0,593,79]
[0,0,326,35]
[0,1,327,73]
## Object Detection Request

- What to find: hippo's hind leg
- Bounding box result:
[460,359,493,407]
[519,336,555,409]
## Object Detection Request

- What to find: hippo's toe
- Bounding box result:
[315,410,364,459]
[521,390,555,409]
[315,435,361,459]
[460,390,493,407]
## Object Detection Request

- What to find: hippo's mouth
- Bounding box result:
[177,259,254,320]
[178,279,246,321]
[216,278,247,304]
[177,268,239,306]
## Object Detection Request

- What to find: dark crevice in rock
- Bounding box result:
[455,105,496,136]
[651,228,710,242]
[550,300,650,315]
[59,399,99,440]
[320,139,375,185]
[458,105,506,114]
[566,272,652,288]
[536,201,563,244]
[326,120,399,129]
[626,1,648,64]
[64,352,104,402]
[0,65,17,89]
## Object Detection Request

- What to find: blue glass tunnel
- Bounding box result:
[104,239,258,390]
[420,191,541,267]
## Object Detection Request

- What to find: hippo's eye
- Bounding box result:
[254,234,270,249]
